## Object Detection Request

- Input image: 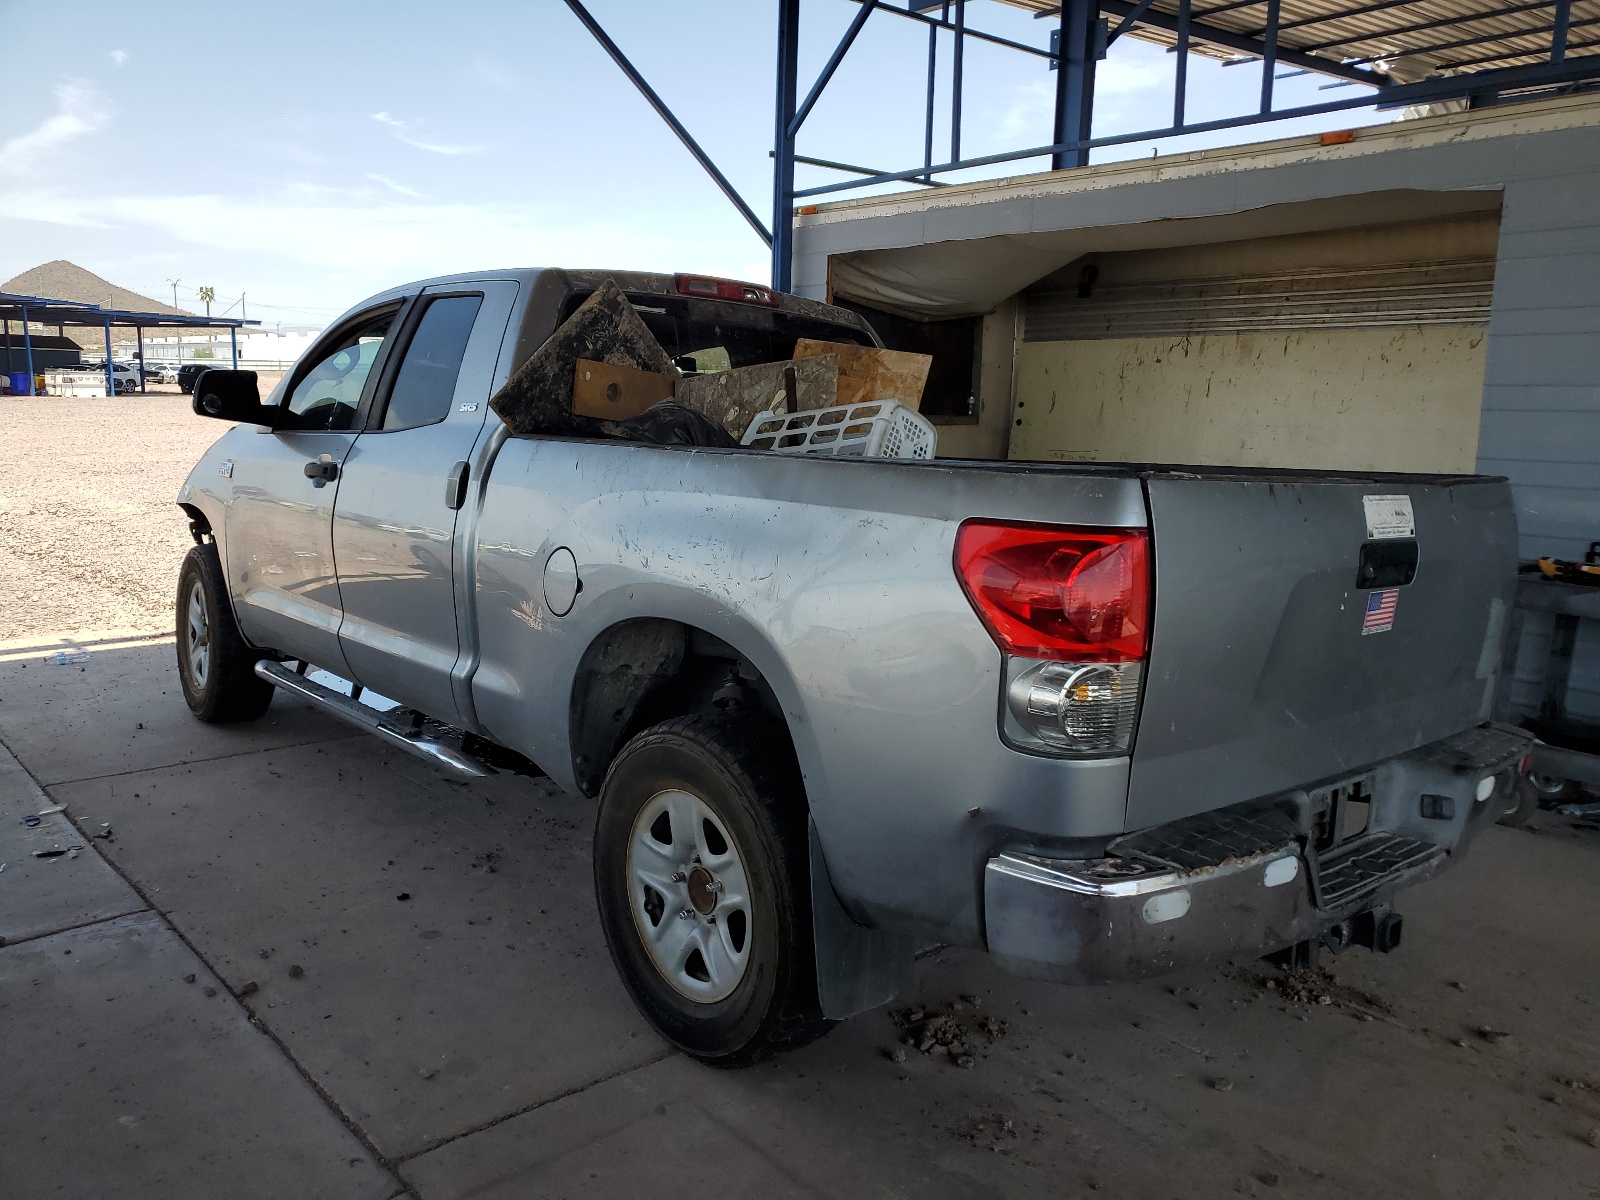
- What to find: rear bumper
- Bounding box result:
[983,723,1533,984]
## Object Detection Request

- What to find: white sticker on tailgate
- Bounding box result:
[1362,494,1415,540]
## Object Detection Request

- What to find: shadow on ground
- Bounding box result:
[3,640,1600,1200]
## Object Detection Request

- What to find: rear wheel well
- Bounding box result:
[569,619,794,798]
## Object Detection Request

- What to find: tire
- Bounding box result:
[175,542,274,723]
[593,713,831,1066]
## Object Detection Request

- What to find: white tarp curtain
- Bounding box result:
[823,188,1503,320]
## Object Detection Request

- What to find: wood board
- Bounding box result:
[793,339,930,410]
[571,358,676,420]
[674,355,837,439]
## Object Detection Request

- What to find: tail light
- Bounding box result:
[674,274,778,306]
[955,521,1151,756]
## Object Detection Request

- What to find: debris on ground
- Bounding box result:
[92,825,112,840]
[32,846,78,859]
[418,1067,437,1080]
[889,1000,1008,1066]
[47,649,90,665]
[183,974,196,984]
[202,986,217,997]
[1556,1075,1595,1092]
[287,964,305,980]
[1254,966,1394,1019]
[235,981,259,998]
[1476,1025,1513,1045]
[471,851,501,874]
[1211,1077,1235,1093]
[953,1113,1026,1152]
[22,814,40,827]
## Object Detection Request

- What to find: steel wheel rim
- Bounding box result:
[185,583,211,689]
[626,788,753,1004]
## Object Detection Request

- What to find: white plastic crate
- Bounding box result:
[741,399,937,459]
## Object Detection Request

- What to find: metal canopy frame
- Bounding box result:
[0,291,257,398]
[565,1,1600,292]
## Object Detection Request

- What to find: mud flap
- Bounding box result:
[808,819,915,1020]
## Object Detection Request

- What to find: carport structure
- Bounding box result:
[564,0,1600,290]
[0,290,257,397]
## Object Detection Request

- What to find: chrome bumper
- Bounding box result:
[983,723,1533,984]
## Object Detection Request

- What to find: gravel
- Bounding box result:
[0,387,277,640]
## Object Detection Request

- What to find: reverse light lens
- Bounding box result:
[1006,659,1142,754]
[674,274,778,306]
[955,521,1151,662]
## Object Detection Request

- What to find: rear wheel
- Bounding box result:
[176,543,274,723]
[593,713,830,1066]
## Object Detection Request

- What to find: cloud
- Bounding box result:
[0,82,108,177]
[365,173,425,198]
[371,111,483,156]
[109,49,127,65]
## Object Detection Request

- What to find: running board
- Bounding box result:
[254,660,493,778]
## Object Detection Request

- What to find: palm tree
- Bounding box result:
[197,286,217,361]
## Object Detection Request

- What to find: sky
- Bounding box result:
[0,0,1393,329]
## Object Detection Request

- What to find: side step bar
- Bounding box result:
[254,660,493,778]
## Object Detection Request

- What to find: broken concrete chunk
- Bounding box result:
[794,338,931,410]
[491,279,679,437]
[675,355,836,439]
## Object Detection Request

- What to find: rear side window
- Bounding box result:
[381,294,483,431]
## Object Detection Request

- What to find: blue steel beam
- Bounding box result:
[791,51,1600,199]
[1052,0,1099,169]
[850,1,1057,60]
[563,0,772,248]
[1298,1,1559,53]
[773,0,801,292]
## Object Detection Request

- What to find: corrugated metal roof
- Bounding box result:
[994,0,1597,79]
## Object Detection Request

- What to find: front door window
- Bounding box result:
[283,311,395,430]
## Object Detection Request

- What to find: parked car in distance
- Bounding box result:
[149,362,180,384]
[77,359,139,394]
[178,362,217,393]
[173,267,1534,1067]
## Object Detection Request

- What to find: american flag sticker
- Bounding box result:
[1362,588,1399,635]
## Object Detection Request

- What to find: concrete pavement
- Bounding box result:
[3,634,1599,1199]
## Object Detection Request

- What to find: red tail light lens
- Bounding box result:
[955,521,1150,662]
[674,274,778,305]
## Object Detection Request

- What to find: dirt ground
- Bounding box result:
[0,381,280,640]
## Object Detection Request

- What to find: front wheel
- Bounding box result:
[176,543,274,723]
[593,714,830,1066]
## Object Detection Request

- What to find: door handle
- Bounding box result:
[445,460,470,510]
[303,456,339,487]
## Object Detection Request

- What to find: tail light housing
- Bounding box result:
[955,521,1151,756]
[674,274,778,306]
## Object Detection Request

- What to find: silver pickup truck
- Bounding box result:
[174,267,1532,1065]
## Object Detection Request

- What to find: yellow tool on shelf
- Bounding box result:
[1536,542,1600,586]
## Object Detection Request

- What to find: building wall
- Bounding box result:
[1010,326,1488,472]
[793,97,1600,723]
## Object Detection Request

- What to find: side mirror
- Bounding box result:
[192,370,282,426]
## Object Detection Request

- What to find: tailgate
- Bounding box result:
[1128,473,1517,829]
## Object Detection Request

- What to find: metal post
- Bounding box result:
[22,305,35,396]
[1175,0,1191,127]
[772,0,800,293]
[104,319,114,398]
[1053,0,1099,169]
[1260,0,1281,112]
[923,5,943,180]
[230,326,238,369]
[137,326,146,393]
[3,319,11,383]
[1553,0,1572,60]
[951,0,966,163]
